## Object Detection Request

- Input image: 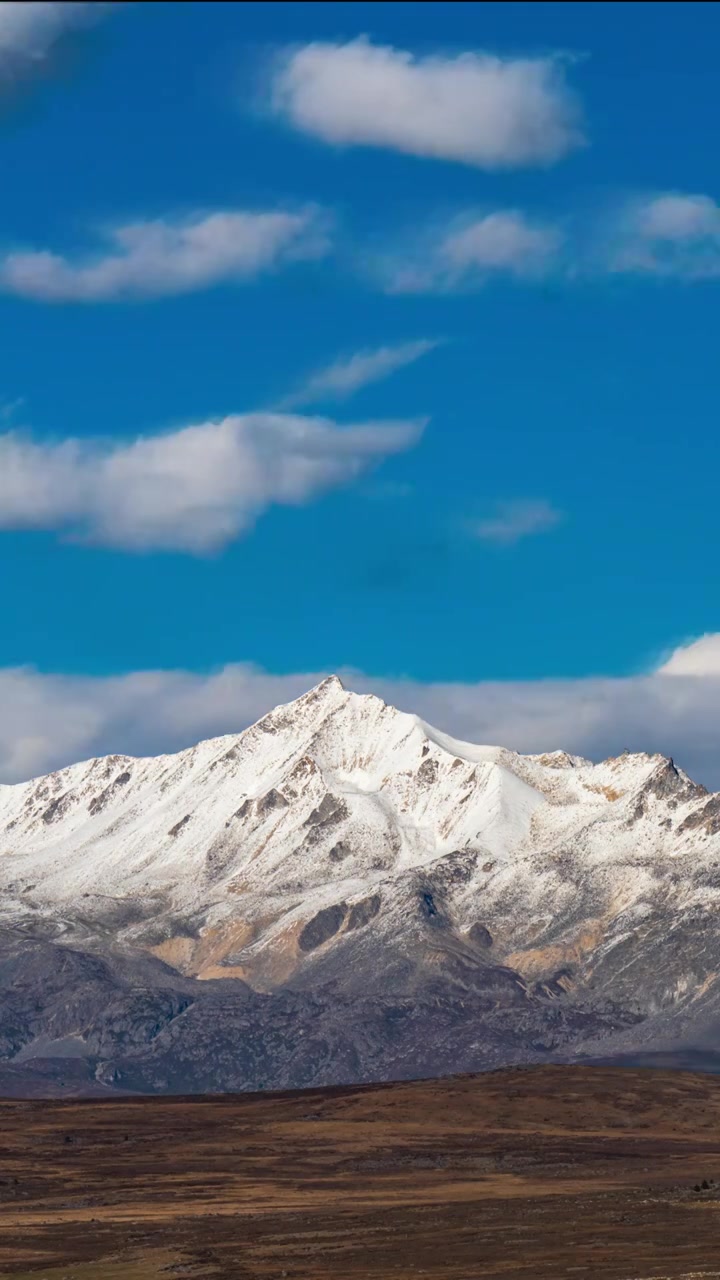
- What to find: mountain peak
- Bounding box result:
[287,673,348,716]
[3,679,720,1097]
[315,674,345,694]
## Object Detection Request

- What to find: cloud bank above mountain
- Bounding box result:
[2,635,720,787]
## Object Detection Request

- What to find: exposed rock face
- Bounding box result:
[2,676,720,1094]
[299,904,348,952]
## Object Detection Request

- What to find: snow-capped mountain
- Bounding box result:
[2,676,720,1095]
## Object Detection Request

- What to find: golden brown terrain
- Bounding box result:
[2,1066,720,1279]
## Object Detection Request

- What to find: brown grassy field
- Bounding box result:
[2,1066,720,1279]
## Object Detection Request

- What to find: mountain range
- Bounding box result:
[1,675,720,1095]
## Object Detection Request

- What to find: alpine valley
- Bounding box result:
[2,675,720,1097]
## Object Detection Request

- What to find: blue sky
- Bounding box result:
[2,1,720,781]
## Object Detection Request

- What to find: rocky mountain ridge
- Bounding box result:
[1,676,720,1094]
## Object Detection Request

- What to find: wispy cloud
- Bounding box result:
[19,191,720,305]
[0,1,112,89]
[277,339,441,409]
[0,394,25,422]
[379,210,563,293]
[4,636,720,786]
[375,190,720,294]
[469,499,564,545]
[608,192,720,279]
[0,207,330,302]
[268,37,584,170]
[0,413,425,552]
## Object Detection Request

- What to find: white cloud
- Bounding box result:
[4,636,720,787]
[268,37,584,169]
[278,339,441,409]
[636,194,720,241]
[382,210,562,293]
[0,207,329,302]
[0,413,425,552]
[657,633,720,676]
[470,499,564,545]
[369,192,720,294]
[0,2,110,87]
[443,213,559,272]
[609,192,720,279]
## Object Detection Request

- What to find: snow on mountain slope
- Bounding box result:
[0,675,718,1005]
